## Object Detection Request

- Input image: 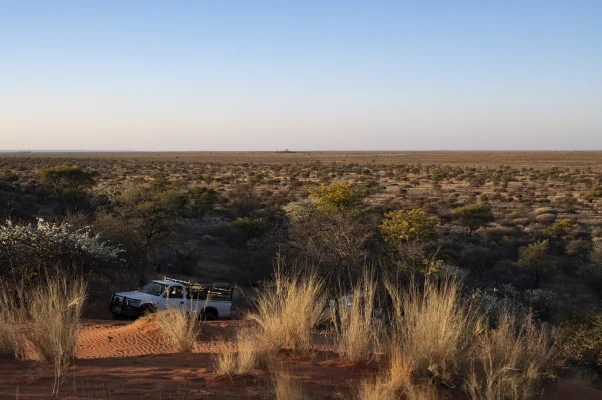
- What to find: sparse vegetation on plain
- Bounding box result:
[1,151,602,398]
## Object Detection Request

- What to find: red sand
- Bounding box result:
[1,319,601,399]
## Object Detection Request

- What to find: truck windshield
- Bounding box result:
[137,282,167,296]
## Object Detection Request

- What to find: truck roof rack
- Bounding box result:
[163,276,231,288]
[162,277,233,300]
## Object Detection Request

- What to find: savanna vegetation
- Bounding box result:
[1,151,602,398]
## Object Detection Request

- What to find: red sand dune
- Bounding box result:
[1,319,601,399]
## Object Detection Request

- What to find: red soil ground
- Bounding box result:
[1,319,601,399]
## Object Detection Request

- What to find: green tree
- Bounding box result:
[544,219,577,238]
[37,165,96,196]
[380,209,441,274]
[380,209,438,243]
[282,198,373,279]
[96,185,187,264]
[188,187,219,220]
[515,240,554,289]
[232,217,270,241]
[451,203,494,236]
[310,182,363,210]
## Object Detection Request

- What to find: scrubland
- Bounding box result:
[1,151,602,398]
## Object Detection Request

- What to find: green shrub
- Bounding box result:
[558,312,602,369]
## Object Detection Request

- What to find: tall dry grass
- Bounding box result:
[0,283,25,359]
[214,328,278,375]
[332,269,382,363]
[465,314,558,400]
[385,277,481,385]
[25,276,87,396]
[248,265,325,354]
[272,370,305,400]
[153,306,203,352]
[372,276,558,399]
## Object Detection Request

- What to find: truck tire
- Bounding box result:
[201,309,218,321]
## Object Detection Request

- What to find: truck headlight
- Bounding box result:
[126,299,141,307]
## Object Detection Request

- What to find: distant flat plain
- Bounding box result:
[2,151,602,168]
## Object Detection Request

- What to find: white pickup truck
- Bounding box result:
[109,277,233,320]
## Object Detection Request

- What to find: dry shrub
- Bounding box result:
[380,276,557,399]
[0,283,25,359]
[214,329,277,375]
[359,346,439,400]
[332,269,381,362]
[249,265,325,354]
[358,374,438,400]
[272,371,304,400]
[357,380,397,400]
[25,276,87,396]
[214,348,238,375]
[386,277,480,385]
[465,314,558,400]
[154,306,203,352]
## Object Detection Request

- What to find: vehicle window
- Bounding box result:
[137,282,167,296]
[186,287,209,300]
[168,286,184,299]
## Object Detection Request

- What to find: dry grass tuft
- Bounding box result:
[214,328,277,375]
[214,348,238,375]
[332,269,382,363]
[154,307,203,352]
[272,369,305,400]
[25,276,87,396]
[378,276,557,399]
[465,313,558,400]
[386,277,480,385]
[0,283,25,360]
[249,264,325,354]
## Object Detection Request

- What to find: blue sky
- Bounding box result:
[1,1,601,150]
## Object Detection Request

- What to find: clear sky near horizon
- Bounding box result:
[1,1,601,151]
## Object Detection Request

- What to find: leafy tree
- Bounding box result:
[515,240,554,289]
[188,187,219,220]
[380,209,440,274]
[380,209,438,243]
[282,198,373,279]
[310,182,363,210]
[94,184,187,280]
[117,185,187,252]
[544,219,577,238]
[232,217,270,241]
[451,203,494,236]
[37,165,97,211]
[566,239,593,264]
[37,165,96,196]
[558,311,602,369]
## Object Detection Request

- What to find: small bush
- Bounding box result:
[332,269,381,362]
[272,371,305,400]
[154,307,203,352]
[466,313,558,399]
[557,311,602,369]
[25,276,87,396]
[214,329,277,375]
[249,264,325,354]
[0,283,25,359]
[385,277,480,385]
